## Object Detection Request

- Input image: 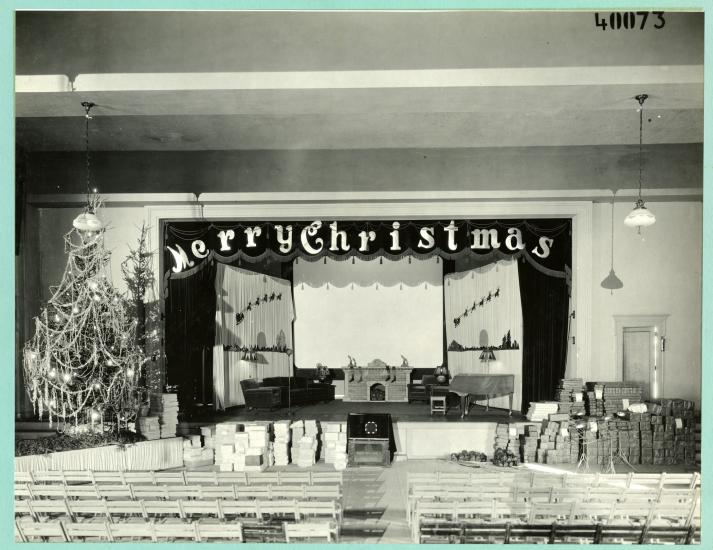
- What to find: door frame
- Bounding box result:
[614,314,668,399]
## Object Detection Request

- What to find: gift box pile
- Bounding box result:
[321,421,348,470]
[593,382,643,415]
[525,401,559,422]
[149,393,179,438]
[520,424,541,463]
[183,434,214,469]
[534,414,579,465]
[494,423,521,455]
[271,420,291,467]
[291,420,319,467]
[136,415,160,440]
[584,384,605,417]
[554,378,586,415]
[213,422,269,472]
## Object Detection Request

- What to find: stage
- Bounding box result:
[189,399,530,460]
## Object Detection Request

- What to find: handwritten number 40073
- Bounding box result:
[595,12,665,30]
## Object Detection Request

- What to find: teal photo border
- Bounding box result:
[0,1,709,549]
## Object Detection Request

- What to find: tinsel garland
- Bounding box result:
[23,223,145,428]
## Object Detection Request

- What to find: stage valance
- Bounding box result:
[164,219,571,280]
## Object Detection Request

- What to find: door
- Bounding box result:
[622,327,655,400]
[615,315,667,401]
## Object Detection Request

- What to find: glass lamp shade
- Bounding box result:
[72,211,103,232]
[600,269,624,291]
[624,200,656,228]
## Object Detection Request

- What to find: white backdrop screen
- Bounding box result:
[293,256,444,369]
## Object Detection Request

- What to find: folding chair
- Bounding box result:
[95,484,135,500]
[63,521,113,542]
[153,521,199,541]
[30,471,67,484]
[64,484,101,499]
[14,518,69,542]
[102,499,148,522]
[235,484,271,500]
[258,499,299,521]
[305,484,342,500]
[180,498,223,520]
[108,520,158,542]
[610,500,654,526]
[529,502,575,524]
[196,520,244,542]
[455,500,496,522]
[311,471,343,485]
[142,499,184,521]
[276,471,311,485]
[130,484,169,500]
[184,471,219,485]
[14,471,34,485]
[14,498,35,520]
[198,484,236,500]
[297,500,342,522]
[248,471,280,485]
[153,471,187,485]
[26,484,67,499]
[571,500,614,524]
[492,501,530,524]
[283,521,338,543]
[220,499,260,520]
[22,499,74,521]
[216,471,248,485]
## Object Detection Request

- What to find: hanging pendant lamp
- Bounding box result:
[602,192,623,293]
[624,94,656,233]
[72,102,104,235]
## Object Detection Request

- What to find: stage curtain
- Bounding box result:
[213,264,294,409]
[165,262,217,413]
[518,258,570,413]
[444,259,523,410]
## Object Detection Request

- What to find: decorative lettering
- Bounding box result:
[358,230,376,252]
[532,236,554,259]
[329,221,350,252]
[444,220,458,251]
[505,227,526,251]
[217,229,235,252]
[389,222,401,251]
[418,226,435,249]
[471,228,500,250]
[273,225,293,253]
[244,226,262,248]
[300,221,324,255]
[167,244,195,273]
[191,239,209,259]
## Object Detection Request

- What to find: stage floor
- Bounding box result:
[205,399,527,424]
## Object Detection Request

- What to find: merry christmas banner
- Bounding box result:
[164,219,571,278]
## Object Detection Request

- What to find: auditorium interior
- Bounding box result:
[13,10,704,545]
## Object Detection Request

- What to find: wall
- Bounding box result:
[20,198,703,412]
[590,201,702,406]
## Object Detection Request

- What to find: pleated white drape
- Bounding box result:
[445,259,523,410]
[213,264,294,409]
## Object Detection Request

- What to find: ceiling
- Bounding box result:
[14,10,704,194]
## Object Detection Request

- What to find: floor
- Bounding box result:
[245,459,701,544]
[193,400,527,425]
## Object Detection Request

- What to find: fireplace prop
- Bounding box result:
[341,360,412,402]
[370,383,386,401]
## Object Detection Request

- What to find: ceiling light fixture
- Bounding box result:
[624,94,656,233]
[601,191,623,294]
[72,101,103,235]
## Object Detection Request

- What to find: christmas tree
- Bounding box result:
[23,199,144,430]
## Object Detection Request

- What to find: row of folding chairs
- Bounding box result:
[417,520,699,545]
[16,497,342,523]
[16,482,342,502]
[407,471,700,491]
[411,495,700,541]
[407,484,697,524]
[15,469,343,486]
[15,518,339,543]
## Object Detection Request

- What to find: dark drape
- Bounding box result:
[165,262,217,415]
[517,258,570,413]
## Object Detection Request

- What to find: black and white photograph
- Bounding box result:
[13,8,703,544]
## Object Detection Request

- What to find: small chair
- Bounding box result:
[430,395,447,415]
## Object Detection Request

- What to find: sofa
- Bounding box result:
[240,377,335,410]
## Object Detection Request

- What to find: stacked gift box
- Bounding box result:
[271,420,291,466]
[291,420,319,467]
[136,415,160,440]
[554,378,586,415]
[321,421,348,470]
[525,401,559,422]
[494,423,521,456]
[183,434,214,469]
[520,424,540,462]
[214,422,239,471]
[149,393,179,438]
[584,383,605,416]
[591,382,643,415]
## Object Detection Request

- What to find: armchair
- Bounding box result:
[240,379,282,410]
